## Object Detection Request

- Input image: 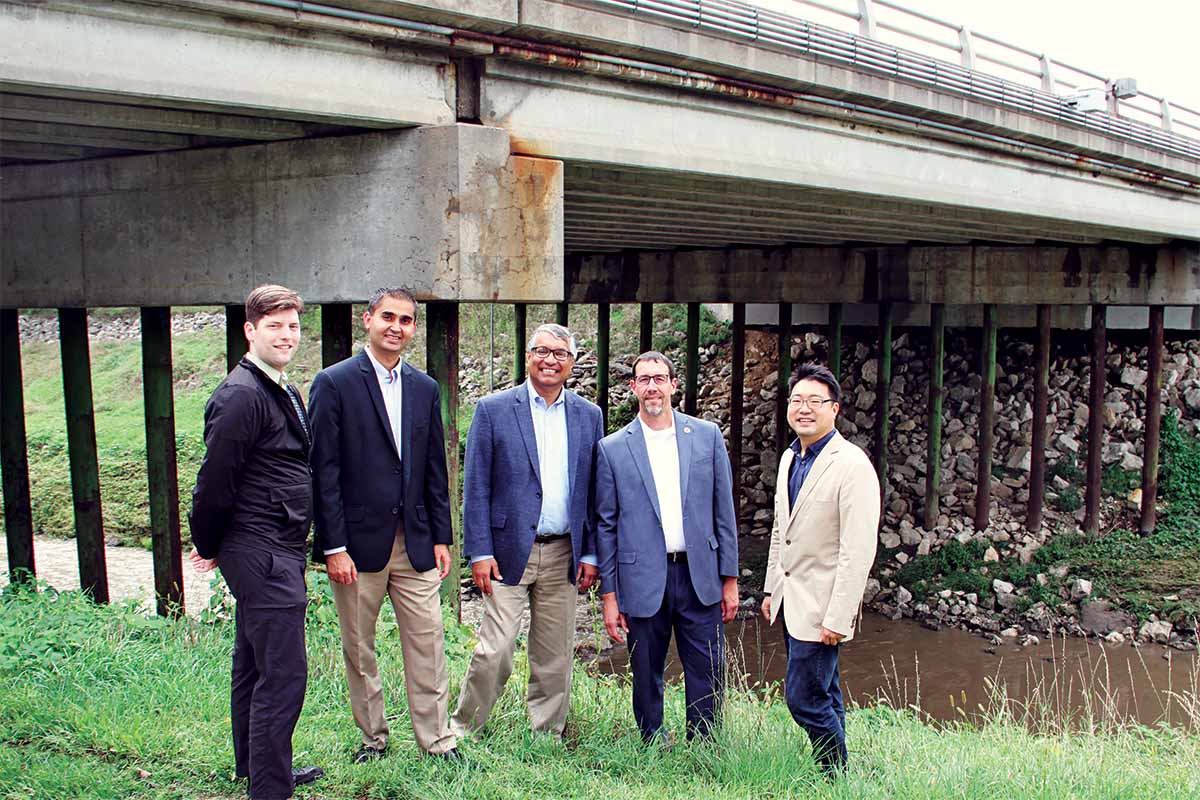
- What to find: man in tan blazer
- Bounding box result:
[761,362,880,775]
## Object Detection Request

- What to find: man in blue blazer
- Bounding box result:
[453,323,604,738]
[596,351,740,743]
[308,287,459,763]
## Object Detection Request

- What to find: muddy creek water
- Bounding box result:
[595,612,1198,729]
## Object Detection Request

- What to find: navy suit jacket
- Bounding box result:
[308,349,453,574]
[595,410,739,618]
[462,383,604,585]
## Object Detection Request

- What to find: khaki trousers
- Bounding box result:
[330,532,456,755]
[453,537,577,736]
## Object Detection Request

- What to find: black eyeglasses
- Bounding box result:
[634,374,672,386]
[529,345,573,361]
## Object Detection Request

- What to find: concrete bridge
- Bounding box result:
[2,0,1198,613]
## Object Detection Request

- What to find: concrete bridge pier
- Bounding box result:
[1,123,565,611]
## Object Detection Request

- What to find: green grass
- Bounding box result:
[1,583,1197,800]
[893,539,991,599]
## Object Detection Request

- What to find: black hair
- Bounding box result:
[788,362,841,403]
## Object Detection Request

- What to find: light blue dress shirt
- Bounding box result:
[471,381,596,566]
[529,381,571,536]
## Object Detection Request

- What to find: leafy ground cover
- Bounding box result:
[1,582,1197,800]
[895,411,1200,624]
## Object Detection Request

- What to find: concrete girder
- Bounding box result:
[563,204,1043,245]
[484,61,1200,246]
[1,125,563,307]
[562,176,1120,245]
[0,93,333,140]
[0,141,128,162]
[565,244,1200,305]
[0,2,455,127]
[0,120,203,151]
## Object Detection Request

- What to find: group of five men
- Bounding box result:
[189,285,880,800]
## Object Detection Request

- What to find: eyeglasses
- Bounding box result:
[634,374,672,387]
[529,345,573,361]
[788,396,835,409]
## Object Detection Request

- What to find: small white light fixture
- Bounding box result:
[1109,77,1138,99]
[1064,87,1107,112]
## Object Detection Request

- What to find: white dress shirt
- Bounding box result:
[639,417,686,554]
[364,345,403,458]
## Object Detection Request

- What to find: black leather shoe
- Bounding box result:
[431,747,465,763]
[291,766,324,786]
[352,746,386,764]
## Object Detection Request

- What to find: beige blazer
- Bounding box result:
[763,431,881,642]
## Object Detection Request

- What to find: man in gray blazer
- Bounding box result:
[452,323,604,738]
[596,351,739,743]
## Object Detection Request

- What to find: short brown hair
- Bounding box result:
[632,351,676,380]
[245,284,303,326]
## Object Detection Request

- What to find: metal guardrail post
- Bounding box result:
[958,27,976,70]
[1160,99,1174,132]
[1038,55,1056,93]
[856,0,877,38]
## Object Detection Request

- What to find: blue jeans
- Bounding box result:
[783,622,846,773]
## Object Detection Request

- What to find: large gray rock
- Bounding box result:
[1069,578,1094,601]
[1120,367,1148,388]
[1079,600,1136,636]
[1139,619,1173,644]
[862,578,881,603]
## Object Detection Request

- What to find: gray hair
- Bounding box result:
[527,323,578,359]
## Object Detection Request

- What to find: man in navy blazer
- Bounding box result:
[452,323,604,738]
[596,351,739,743]
[308,287,459,762]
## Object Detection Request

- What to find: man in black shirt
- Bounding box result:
[189,285,323,800]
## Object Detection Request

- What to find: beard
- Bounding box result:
[642,400,665,417]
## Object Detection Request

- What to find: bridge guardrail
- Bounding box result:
[581,0,1200,161]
